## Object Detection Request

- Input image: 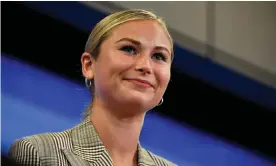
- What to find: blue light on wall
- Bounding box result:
[2,54,275,166]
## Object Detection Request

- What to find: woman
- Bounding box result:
[8,9,175,166]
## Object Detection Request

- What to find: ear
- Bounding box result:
[81,52,95,80]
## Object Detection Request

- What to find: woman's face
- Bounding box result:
[84,19,172,113]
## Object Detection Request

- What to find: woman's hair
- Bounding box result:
[83,9,174,118]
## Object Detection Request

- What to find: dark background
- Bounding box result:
[2,2,276,161]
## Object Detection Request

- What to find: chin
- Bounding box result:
[113,83,156,110]
[117,93,154,110]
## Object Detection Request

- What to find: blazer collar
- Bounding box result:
[66,117,156,166]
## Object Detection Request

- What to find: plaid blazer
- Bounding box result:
[8,117,176,166]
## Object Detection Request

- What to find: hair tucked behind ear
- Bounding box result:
[82,9,174,119]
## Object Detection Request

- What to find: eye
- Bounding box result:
[152,53,167,62]
[119,45,137,55]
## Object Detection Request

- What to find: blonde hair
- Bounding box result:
[83,9,174,118]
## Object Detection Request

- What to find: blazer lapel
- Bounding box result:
[62,148,91,166]
[62,117,113,166]
[137,144,156,166]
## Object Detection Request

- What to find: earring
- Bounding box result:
[157,98,164,106]
[85,78,92,88]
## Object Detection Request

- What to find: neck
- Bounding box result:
[90,97,145,166]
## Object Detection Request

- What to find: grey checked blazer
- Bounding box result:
[8,117,176,166]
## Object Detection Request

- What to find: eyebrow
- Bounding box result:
[115,37,171,55]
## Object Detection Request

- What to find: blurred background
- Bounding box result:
[2,1,276,166]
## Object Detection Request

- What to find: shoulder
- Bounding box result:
[8,137,40,166]
[8,129,72,165]
[13,129,71,151]
[145,149,177,166]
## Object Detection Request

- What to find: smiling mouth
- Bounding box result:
[124,79,153,88]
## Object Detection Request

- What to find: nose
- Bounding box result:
[135,53,152,74]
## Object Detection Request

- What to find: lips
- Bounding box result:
[124,78,153,88]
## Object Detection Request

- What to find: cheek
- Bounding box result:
[156,67,171,89]
[94,51,133,88]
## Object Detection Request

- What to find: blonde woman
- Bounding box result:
[8,9,176,166]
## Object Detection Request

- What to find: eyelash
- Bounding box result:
[120,45,137,55]
[119,45,167,62]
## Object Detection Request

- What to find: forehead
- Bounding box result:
[109,20,171,49]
